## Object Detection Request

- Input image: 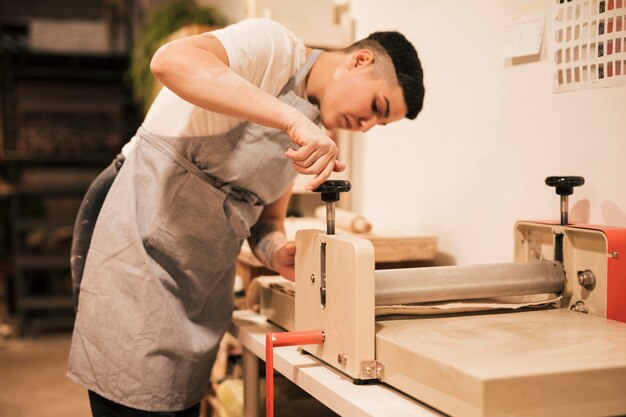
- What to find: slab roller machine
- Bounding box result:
[259,176,626,417]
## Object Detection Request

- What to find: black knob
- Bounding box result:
[545,176,585,196]
[313,180,351,203]
[314,180,351,235]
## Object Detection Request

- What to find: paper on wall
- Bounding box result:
[502,11,545,59]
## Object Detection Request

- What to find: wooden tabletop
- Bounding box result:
[238,217,438,267]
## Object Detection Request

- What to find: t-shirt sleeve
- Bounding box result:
[208,18,305,96]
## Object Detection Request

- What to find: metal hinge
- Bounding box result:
[360,360,384,380]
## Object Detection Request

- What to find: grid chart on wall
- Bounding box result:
[554,0,626,91]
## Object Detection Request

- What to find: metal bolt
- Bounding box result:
[570,300,588,313]
[310,274,315,284]
[611,251,619,259]
[577,269,596,290]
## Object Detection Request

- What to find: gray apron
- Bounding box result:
[68,50,322,412]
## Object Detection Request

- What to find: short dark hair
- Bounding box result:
[347,32,425,120]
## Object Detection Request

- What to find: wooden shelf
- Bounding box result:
[18,295,74,311]
[15,218,74,230]
[11,183,93,196]
[1,151,115,165]
[2,52,129,83]
[15,254,70,269]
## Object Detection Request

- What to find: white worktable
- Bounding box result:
[230,309,444,417]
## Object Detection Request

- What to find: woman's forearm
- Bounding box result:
[150,36,304,133]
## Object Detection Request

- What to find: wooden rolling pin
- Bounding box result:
[313,206,372,233]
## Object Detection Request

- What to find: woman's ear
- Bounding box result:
[347,49,375,69]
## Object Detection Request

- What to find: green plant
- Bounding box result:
[129,0,228,114]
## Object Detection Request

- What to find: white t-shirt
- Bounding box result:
[121,18,307,156]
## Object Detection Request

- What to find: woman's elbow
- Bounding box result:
[150,45,170,81]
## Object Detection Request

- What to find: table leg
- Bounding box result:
[243,346,260,417]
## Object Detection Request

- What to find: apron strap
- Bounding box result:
[278,49,323,95]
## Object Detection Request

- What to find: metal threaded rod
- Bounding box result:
[325,201,336,235]
[545,176,585,226]
[374,260,565,306]
[313,180,351,236]
[560,194,569,225]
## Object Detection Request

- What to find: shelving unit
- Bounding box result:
[0,51,138,335]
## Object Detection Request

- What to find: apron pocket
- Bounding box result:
[145,172,240,299]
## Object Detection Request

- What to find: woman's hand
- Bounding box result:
[284,118,346,191]
[271,242,297,281]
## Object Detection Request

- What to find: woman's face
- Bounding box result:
[318,51,407,132]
